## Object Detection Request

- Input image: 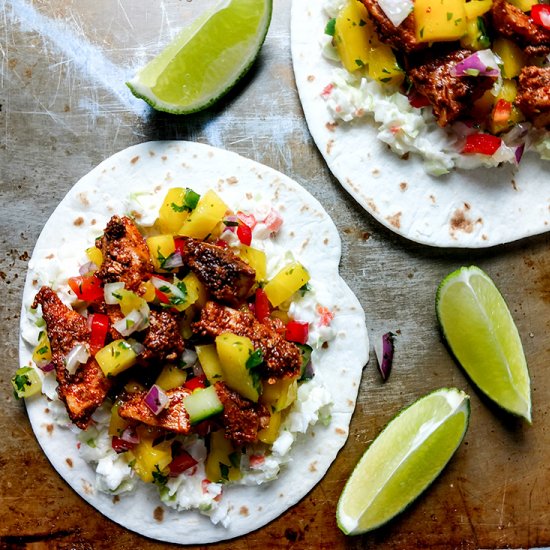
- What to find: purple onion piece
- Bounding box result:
[376,332,395,382]
[79,261,97,276]
[144,384,170,415]
[452,50,501,78]
[120,426,140,445]
[38,361,55,373]
[514,143,525,164]
[163,251,184,269]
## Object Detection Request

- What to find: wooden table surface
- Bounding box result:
[2,1,550,548]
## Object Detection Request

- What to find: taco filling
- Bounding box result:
[321,0,550,174]
[16,186,338,526]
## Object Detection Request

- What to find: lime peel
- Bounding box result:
[127,0,273,114]
[436,265,531,422]
[337,388,470,535]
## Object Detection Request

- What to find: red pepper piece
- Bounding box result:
[174,237,187,257]
[492,99,512,125]
[531,4,550,30]
[184,375,207,391]
[88,313,110,355]
[254,288,271,322]
[237,211,257,230]
[169,450,198,476]
[214,239,229,249]
[111,436,136,454]
[462,133,502,155]
[285,320,309,345]
[408,91,431,108]
[236,222,252,246]
[68,275,104,302]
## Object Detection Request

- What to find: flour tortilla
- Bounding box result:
[19,141,368,544]
[291,0,550,248]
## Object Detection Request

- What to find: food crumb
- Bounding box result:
[154,506,164,522]
[66,458,73,468]
[239,506,249,516]
[73,217,84,226]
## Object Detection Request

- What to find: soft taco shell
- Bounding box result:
[19,141,369,544]
[291,0,550,248]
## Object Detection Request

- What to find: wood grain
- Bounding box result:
[1,1,550,548]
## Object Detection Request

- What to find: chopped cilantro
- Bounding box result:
[36,345,49,356]
[12,372,30,394]
[299,282,311,297]
[447,11,453,20]
[152,465,168,486]
[325,18,336,36]
[86,438,97,448]
[380,77,392,83]
[219,462,230,481]
[355,59,365,67]
[171,188,200,213]
[359,18,366,26]
[246,349,264,370]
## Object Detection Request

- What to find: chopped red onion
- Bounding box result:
[377,0,413,27]
[112,305,150,336]
[452,50,501,78]
[38,361,55,373]
[104,282,125,304]
[64,343,90,375]
[144,384,170,415]
[163,251,184,269]
[374,332,395,382]
[79,261,97,276]
[513,144,525,164]
[120,426,140,445]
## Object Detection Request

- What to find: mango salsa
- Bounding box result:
[263,261,310,307]
[95,339,137,377]
[146,234,176,272]
[178,189,228,240]
[131,430,172,483]
[155,364,187,390]
[415,0,467,42]
[334,0,371,73]
[257,411,282,444]
[196,344,225,384]
[205,430,242,483]
[238,245,267,282]
[215,333,260,402]
[86,246,103,267]
[493,38,526,79]
[108,401,130,436]
[157,187,193,234]
[464,0,493,19]
[261,377,298,412]
[32,330,52,366]
[11,366,42,399]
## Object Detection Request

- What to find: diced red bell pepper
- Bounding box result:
[174,237,187,257]
[184,375,206,391]
[492,99,512,125]
[462,133,502,155]
[88,313,110,355]
[263,209,283,233]
[68,274,104,302]
[254,288,271,322]
[285,320,309,345]
[236,222,252,246]
[317,305,335,327]
[169,450,198,476]
[214,239,229,249]
[531,4,550,30]
[111,436,136,454]
[408,91,431,108]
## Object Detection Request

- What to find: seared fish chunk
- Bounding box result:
[193,301,302,381]
[182,237,256,306]
[96,215,153,292]
[32,286,112,429]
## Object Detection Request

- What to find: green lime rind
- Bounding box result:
[127,0,273,115]
[336,388,470,535]
[436,266,531,422]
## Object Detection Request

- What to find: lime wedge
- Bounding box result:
[436,266,531,421]
[127,0,272,114]
[337,388,469,535]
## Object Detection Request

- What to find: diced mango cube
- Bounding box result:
[493,38,526,79]
[258,411,282,444]
[261,377,298,412]
[196,344,225,384]
[95,339,137,377]
[155,364,187,391]
[238,245,267,282]
[131,433,172,483]
[178,190,228,240]
[146,234,176,272]
[205,430,242,483]
[108,401,130,436]
[157,187,191,234]
[86,246,103,267]
[464,0,493,19]
[263,261,310,307]
[415,0,467,42]
[32,330,52,366]
[334,0,371,73]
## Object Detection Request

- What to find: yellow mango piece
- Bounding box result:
[115,288,147,316]
[415,0,467,42]
[182,272,207,308]
[215,333,260,402]
[108,401,130,436]
[460,17,491,50]
[157,187,191,234]
[155,364,187,390]
[139,280,156,302]
[32,330,52,366]
[464,0,492,19]
[196,344,225,384]
[205,430,242,483]
[334,0,371,73]
[263,261,310,308]
[95,339,137,377]
[131,434,172,483]
[86,246,103,267]
[146,234,176,272]
[258,411,282,444]
[238,245,267,282]
[493,38,526,78]
[261,377,298,412]
[508,0,537,10]
[178,190,228,240]
[498,79,518,102]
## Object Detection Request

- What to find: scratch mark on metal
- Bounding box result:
[5,0,148,118]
